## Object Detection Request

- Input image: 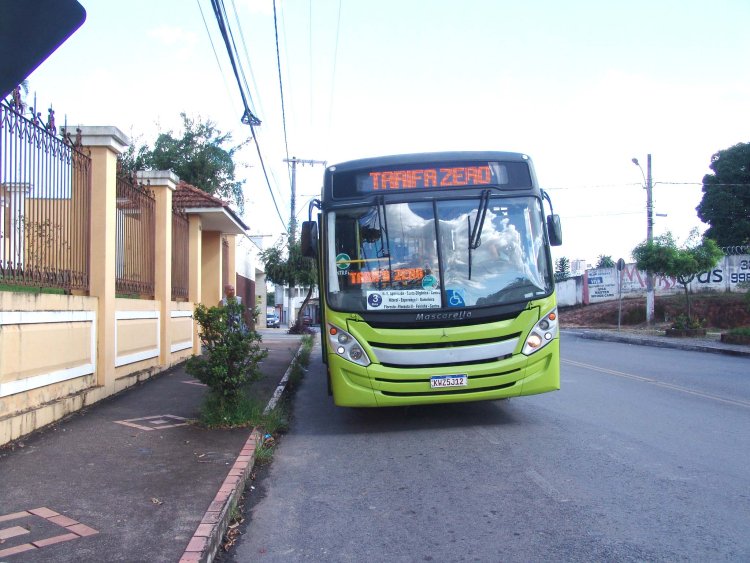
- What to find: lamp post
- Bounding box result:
[632,154,654,325]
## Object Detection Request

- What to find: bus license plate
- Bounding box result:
[430,375,468,388]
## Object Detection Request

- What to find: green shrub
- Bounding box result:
[671,314,705,330]
[727,326,750,337]
[187,299,268,415]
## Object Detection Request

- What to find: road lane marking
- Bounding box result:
[563,358,750,409]
[525,468,569,502]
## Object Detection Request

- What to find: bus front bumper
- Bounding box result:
[328,339,560,407]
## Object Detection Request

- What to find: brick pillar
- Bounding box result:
[137,170,178,366]
[79,126,129,390]
[188,215,202,354]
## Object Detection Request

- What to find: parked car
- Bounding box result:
[266,314,280,328]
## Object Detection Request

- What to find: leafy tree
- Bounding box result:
[554,256,571,282]
[595,255,615,269]
[696,142,750,247]
[632,230,723,322]
[122,113,248,211]
[260,237,318,333]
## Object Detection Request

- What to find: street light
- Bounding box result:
[632,154,654,325]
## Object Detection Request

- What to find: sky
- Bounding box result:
[25,0,750,266]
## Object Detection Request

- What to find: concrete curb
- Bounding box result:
[564,328,750,358]
[179,340,307,563]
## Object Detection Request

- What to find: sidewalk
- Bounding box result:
[563,327,750,357]
[0,329,304,563]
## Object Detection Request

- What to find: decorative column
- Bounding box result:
[137,170,178,366]
[225,233,237,289]
[201,230,223,306]
[79,126,129,390]
[188,215,202,354]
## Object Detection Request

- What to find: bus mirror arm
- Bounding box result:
[541,190,562,246]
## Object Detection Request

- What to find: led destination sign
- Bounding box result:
[364,165,493,191]
[331,160,533,198]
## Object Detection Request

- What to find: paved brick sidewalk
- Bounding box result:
[0,329,304,563]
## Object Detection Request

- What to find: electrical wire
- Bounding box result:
[196,0,237,112]
[309,0,313,127]
[209,0,287,230]
[210,0,260,126]
[326,0,343,150]
[229,0,265,119]
[273,0,291,187]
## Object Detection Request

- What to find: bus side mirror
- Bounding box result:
[547,214,562,246]
[301,221,318,258]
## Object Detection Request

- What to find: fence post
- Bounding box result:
[225,234,237,290]
[138,170,178,366]
[79,126,129,390]
[188,215,202,354]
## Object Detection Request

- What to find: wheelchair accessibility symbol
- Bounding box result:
[446,289,465,307]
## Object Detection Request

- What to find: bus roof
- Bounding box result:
[326,151,532,174]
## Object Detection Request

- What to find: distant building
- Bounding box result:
[570,259,589,277]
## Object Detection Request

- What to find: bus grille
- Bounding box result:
[369,335,520,368]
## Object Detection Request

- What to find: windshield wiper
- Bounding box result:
[376,196,393,287]
[467,190,491,280]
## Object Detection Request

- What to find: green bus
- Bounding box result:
[301,151,562,407]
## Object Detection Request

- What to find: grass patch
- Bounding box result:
[199,393,266,428]
[199,388,291,432]
[0,283,66,294]
[288,335,314,388]
[254,440,275,464]
[261,403,290,435]
[727,326,750,337]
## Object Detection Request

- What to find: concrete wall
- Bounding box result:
[557,255,750,308]
[0,128,236,446]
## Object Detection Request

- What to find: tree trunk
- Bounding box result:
[684,284,692,321]
[293,285,315,332]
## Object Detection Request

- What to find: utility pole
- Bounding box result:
[283,157,326,243]
[632,154,655,325]
[645,154,654,326]
[282,156,326,328]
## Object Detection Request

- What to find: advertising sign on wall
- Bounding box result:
[585,255,750,304]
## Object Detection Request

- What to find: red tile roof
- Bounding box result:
[173,181,229,209]
[173,181,249,232]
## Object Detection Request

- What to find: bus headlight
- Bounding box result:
[522,309,558,356]
[328,324,371,367]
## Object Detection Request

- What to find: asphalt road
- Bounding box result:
[227,335,750,562]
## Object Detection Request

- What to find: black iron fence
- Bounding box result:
[0,100,92,292]
[171,207,189,300]
[116,168,155,297]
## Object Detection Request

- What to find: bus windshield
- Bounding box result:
[325,195,552,313]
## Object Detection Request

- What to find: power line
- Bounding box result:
[196,0,237,111]
[229,0,265,119]
[208,0,287,230]
[273,0,291,177]
[210,0,261,126]
[309,0,313,127]
[326,0,343,148]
